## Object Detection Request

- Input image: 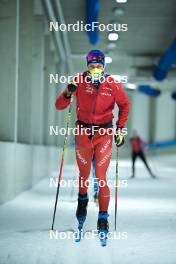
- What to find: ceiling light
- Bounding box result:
[108,33,119,41]
[105,56,112,64]
[113,7,124,16]
[126,83,137,89]
[116,0,127,3]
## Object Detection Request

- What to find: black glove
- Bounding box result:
[67,82,77,93]
[114,129,125,147]
[64,81,77,99]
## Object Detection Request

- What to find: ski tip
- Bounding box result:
[99,230,108,247]
[100,238,107,247]
[74,226,83,243]
[100,240,107,247]
[75,238,81,243]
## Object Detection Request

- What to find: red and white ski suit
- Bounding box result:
[55,72,130,211]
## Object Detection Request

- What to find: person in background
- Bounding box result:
[130,131,156,179]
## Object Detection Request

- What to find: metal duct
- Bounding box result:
[86,0,100,44]
[154,38,176,81]
[138,85,161,97]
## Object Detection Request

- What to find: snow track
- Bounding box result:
[0,155,176,264]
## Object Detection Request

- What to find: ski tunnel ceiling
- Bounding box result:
[57,0,176,96]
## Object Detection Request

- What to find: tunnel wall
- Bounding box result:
[0,142,75,204]
[130,92,176,143]
[0,0,68,204]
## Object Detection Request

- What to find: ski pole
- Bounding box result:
[51,97,73,230]
[114,147,119,231]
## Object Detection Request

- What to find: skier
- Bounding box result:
[130,131,156,178]
[55,50,130,245]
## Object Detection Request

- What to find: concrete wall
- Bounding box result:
[0,0,68,204]
[0,142,75,204]
[130,93,150,141]
[154,93,176,141]
[130,91,176,143]
[0,0,17,141]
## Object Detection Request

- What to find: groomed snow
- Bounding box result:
[0,154,176,264]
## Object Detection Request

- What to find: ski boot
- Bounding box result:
[75,193,88,242]
[97,211,109,247]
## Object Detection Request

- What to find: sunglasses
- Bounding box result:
[87,54,104,60]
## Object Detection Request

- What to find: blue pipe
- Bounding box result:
[154,38,176,81]
[138,85,161,97]
[86,0,100,45]
[148,140,176,150]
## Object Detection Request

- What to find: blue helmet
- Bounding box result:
[86,50,105,67]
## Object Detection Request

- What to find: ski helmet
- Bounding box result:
[86,50,105,67]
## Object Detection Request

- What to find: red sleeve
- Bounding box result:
[113,82,130,128]
[55,91,71,110]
